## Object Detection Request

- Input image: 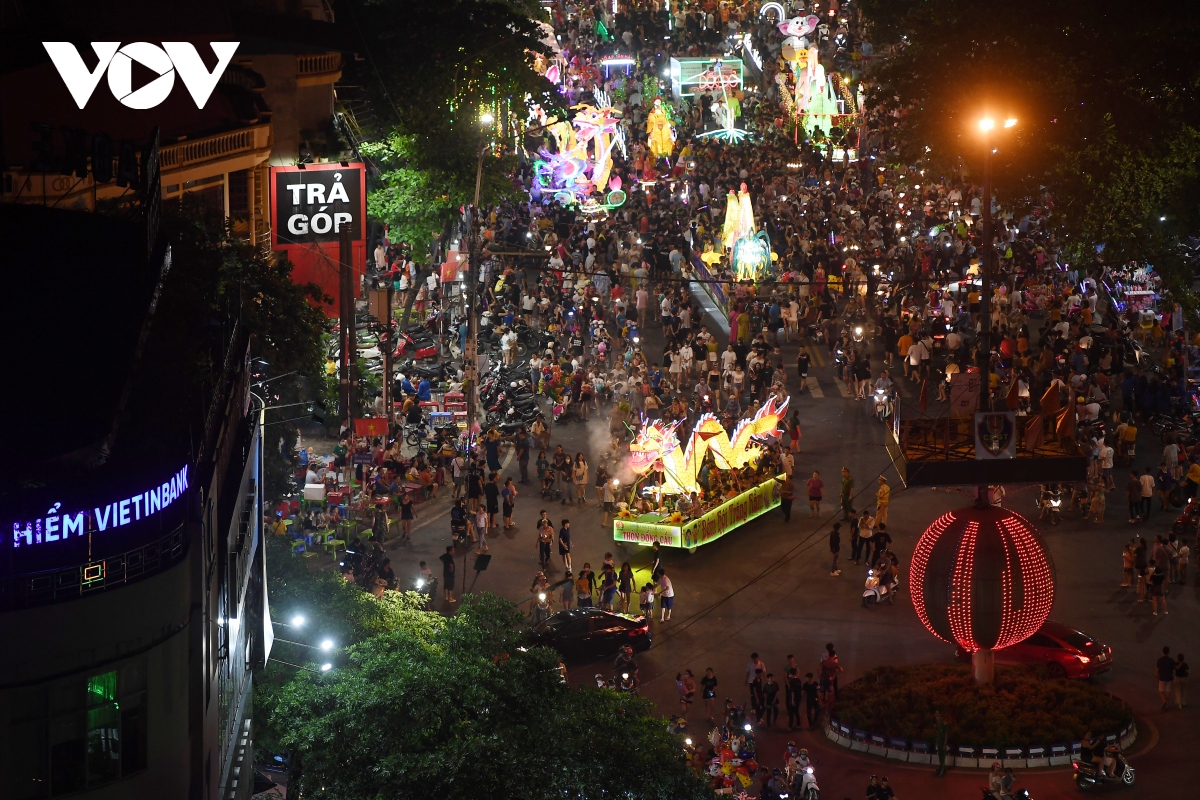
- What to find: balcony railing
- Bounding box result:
[297,52,342,77]
[0,526,188,611]
[159,126,271,172]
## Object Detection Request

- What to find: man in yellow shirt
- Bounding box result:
[876,476,891,525]
[896,331,914,365]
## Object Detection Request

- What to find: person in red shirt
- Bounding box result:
[806,471,824,517]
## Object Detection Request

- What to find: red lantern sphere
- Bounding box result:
[910,506,1055,653]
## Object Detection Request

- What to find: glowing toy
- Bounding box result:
[628,395,789,494]
[777,15,819,39]
[694,60,751,143]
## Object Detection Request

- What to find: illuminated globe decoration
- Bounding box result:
[910,506,1055,654]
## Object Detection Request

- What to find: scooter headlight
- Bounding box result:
[1050,499,1061,507]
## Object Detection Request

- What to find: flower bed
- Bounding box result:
[834,664,1131,751]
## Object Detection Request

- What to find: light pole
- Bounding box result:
[972,115,1015,685]
[975,116,1017,416]
[464,112,495,438]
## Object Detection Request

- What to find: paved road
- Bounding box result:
[357,299,1196,800]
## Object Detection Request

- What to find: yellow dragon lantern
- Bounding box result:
[628,395,790,494]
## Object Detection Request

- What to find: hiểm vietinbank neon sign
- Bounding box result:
[11,465,189,548]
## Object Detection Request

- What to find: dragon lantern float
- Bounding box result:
[628,395,789,495]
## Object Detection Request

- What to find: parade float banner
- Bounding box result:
[613,475,782,549]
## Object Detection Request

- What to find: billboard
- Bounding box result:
[270,163,366,247]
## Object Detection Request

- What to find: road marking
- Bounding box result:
[807,344,825,368]
[833,377,852,397]
[807,378,824,398]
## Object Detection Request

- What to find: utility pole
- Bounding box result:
[384,280,394,423]
[464,120,493,435]
[339,223,357,431]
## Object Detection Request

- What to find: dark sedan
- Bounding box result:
[957,620,1113,678]
[530,608,651,660]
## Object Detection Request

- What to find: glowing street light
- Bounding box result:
[480,111,495,126]
[1004,117,1018,128]
[978,118,995,132]
[319,639,335,652]
[291,614,306,628]
[320,663,332,672]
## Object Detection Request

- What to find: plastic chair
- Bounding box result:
[291,541,306,556]
[324,538,346,558]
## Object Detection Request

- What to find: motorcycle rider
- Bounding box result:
[614,644,639,684]
[1038,483,1062,520]
[1101,744,1120,779]
[987,761,1004,799]
[873,369,895,416]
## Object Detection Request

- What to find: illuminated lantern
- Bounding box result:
[910,506,1055,683]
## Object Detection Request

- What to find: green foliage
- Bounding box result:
[261,588,714,800]
[836,664,1131,749]
[864,0,1200,302]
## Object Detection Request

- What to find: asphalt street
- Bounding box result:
[352,298,1198,800]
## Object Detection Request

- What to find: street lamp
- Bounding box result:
[465,112,496,438]
[976,115,1017,416]
[291,614,306,628]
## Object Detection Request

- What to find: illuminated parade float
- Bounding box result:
[613,397,788,550]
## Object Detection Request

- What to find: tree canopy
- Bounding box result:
[341,0,559,252]
[862,0,1200,285]
[256,548,713,800]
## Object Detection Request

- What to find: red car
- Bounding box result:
[956,621,1113,678]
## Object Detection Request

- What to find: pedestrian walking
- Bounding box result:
[1126,471,1142,523]
[829,523,842,576]
[701,667,719,722]
[677,669,697,719]
[819,643,842,701]
[559,571,574,610]
[748,668,765,722]
[1157,646,1176,710]
[778,475,795,521]
[876,476,890,525]
[1119,539,1134,587]
[537,519,553,570]
[572,453,589,505]
[802,672,820,728]
[935,710,949,777]
[501,478,517,530]
[1140,467,1155,520]
[762,673,781,727]
[806,471,824,516]
[1175,653,1189,709]
[850,515,866,564]
[474,505,488,552]
[656,569,675,621]
[745,652,766,703]
[557,520,572,572]
[785,668,803,730]
[483,471,501,530]
[618,561,634,611]
[439,545,456,603]
[1148,565,1168,615]
[578,563,597,606]
[516,428,531,484]
[399,492,416,540]
[840,467,854,519]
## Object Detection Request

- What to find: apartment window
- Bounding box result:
[10,662,149,798]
